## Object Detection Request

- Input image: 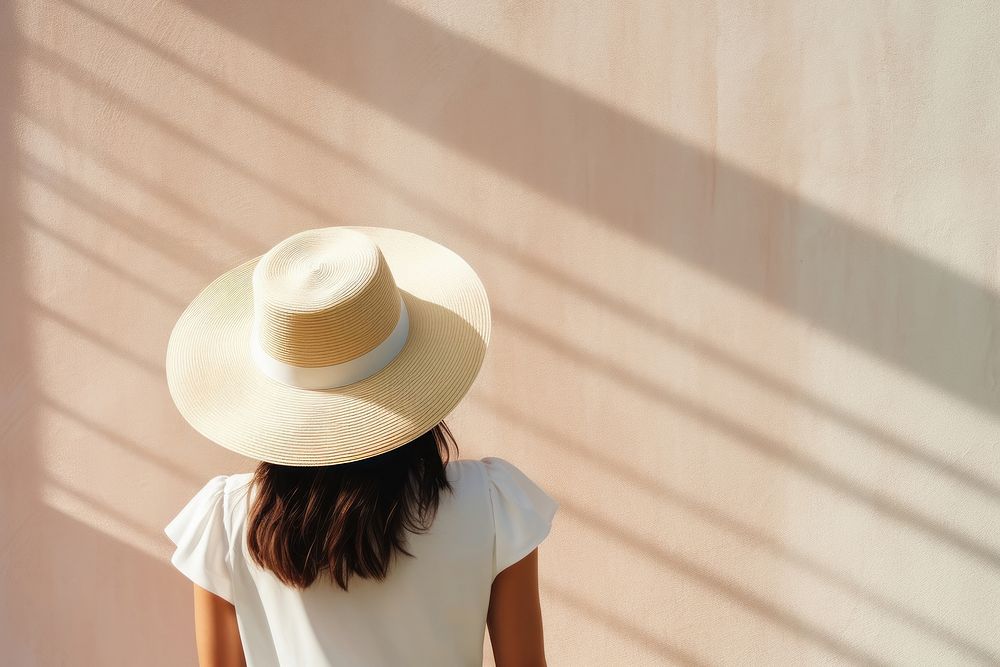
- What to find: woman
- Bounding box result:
[163,226,558,666]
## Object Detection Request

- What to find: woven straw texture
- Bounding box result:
[165,226,491,465]
[253,228,403,366]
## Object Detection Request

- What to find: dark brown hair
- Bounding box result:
[246,421,458,591]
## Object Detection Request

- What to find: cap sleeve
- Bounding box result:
[482,457,559,577]
[163,475,235,604]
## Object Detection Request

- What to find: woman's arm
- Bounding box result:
[192,583,246,667]
[486,547,548,667]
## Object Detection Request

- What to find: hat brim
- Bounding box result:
[165,226,491,466]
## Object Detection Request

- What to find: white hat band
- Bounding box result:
[250,296,410,390]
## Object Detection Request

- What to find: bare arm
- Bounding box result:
[487,547,548,667]
[192,583,246,667]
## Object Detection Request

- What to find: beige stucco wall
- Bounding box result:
[2,1,999,664]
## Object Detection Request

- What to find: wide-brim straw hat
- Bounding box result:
[165,226,491,466]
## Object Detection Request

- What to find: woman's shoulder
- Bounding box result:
[446,456,535,479]
[224,472,254,496]
[221,473,256,523]
[445,457,483,479]
[445,457,555,507]
[444,456,516,486]
[447,457,559,576]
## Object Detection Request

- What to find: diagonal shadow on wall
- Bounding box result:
[0,2,190,661]
[12,2,998,664]
[472,392,999,664]
[174,0,1000,419]
[45,0,1000,505]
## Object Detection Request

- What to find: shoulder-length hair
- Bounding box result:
[246,421,458,591]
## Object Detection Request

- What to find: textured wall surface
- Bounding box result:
[2,1,999,665]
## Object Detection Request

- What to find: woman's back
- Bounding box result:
[165,456,558,666]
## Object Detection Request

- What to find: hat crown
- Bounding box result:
[252,228,404,368]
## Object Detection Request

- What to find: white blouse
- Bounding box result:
[164,457,559,667]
